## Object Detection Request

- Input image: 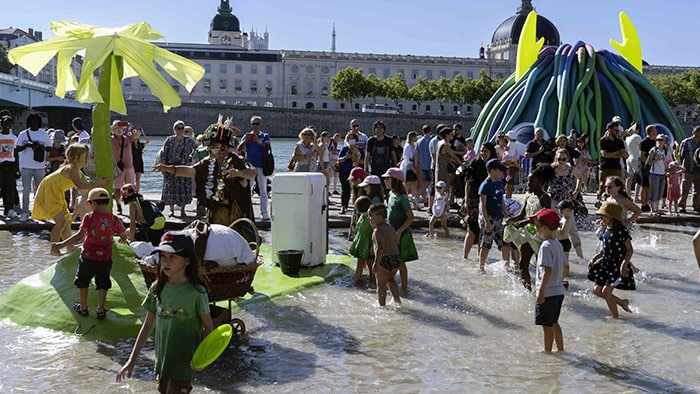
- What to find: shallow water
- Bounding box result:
[1,223,699,392]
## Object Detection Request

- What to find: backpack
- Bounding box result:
[138,197,165,230]
[262,145,275,176]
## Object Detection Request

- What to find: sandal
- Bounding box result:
[96,309,107,320]
[73,302,88,316]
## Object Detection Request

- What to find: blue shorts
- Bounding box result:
[379,254,401,271]
[74,257,113,290]
[535,294,564,326]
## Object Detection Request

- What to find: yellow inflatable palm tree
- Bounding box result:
[8,21,204,192]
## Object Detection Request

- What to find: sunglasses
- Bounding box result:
[175,126,184,130]
[251,122,261,126]
[557,158,568,161]
[352,125,359,128]
[303,133,312,136]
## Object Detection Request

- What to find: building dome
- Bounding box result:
[211,0,240,32]
[491,1,559,46]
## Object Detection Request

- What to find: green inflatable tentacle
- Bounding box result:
[501,64,545,132]
[583,85,596,135]
[565,48,596,134]
[609,62,642,124]
[471,74,516,144]
[591,68,603,160]
[597,57,633,118]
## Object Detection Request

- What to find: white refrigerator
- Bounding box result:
[271,173,328,267]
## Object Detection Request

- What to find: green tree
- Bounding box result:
[0,42,13,74]
[330,66,367,110]
[473,70,503,107]
[451,73,477,115]
[649,71,700,120]
[365,73,385,104]
[434,76,452,114]
[409,76,434,114]
[384,72,408,111]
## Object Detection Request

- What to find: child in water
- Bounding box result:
[33,144,108,248]
[120,183,166,246]
[51,188,127,319]
[117,231,214,393]
[358,175,384,205]
[382,168,417,291]
[369,203,401,306]
[555,200,575,264]
[530,208,568,353]
[427,180,450,237]
[587,201,635,319]
[349,196,375,285]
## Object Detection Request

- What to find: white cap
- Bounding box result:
[612,115,622,123]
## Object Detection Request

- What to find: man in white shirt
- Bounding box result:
[0,114,19,216]
[624,123,642,198]
[349,119,369,150]
[15,113,50,212]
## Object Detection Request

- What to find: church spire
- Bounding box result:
[331,23,336,53]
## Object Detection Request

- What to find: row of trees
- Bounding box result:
[648,70,700,119]
[329,67,504,114]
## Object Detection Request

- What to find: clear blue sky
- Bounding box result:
[3,0,698,66]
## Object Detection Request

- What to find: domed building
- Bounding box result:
[487,0,560,62]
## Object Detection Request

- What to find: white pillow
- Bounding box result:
[183,224,255,266]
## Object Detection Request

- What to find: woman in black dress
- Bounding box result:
[131,126,149,193]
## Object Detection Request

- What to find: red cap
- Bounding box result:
[348,167,366,181]
[528,208,560,230]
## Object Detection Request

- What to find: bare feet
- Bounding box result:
[620,299,632,313]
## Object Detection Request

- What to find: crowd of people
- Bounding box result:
[3,109,700,385]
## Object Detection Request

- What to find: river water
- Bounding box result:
[2,136,700,392]
[1,219,699,392]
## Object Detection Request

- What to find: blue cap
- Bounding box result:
[486,158,508,171]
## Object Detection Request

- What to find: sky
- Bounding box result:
[3,0,699,66]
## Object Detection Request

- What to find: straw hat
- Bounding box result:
[595,201,623,222]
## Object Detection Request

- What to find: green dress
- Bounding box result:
[349,214,373,259]
[387,192,418,262]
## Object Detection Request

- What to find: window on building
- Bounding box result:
[219,64,227,73]
[292,101,297,108]
[322,102,328,109]
[453,105,459,112]
[426,69,433,79]
[265,65,273,74]
[235,79,243,93]
[219,79,227,93]
[467,71,474,79]
[411,104,417,112]
[291,81,298,95]
[383,68,391,78]
[251,65,258,74]
[265,80,273,95]
[306,81,313,96]
[340,103,345,109]
[321,80,330,96]
[425,105,432,112]
[250,80,258,93]
[439,70,447,78]
[306,102,315,109]
[466,105,473,115]
[203,86,211,93]
[368,67,376,75]
[354,103,360,110]
[203,64,211,73]
[235,64,242,73]
[124,79,131,91]
[412,69,419,79]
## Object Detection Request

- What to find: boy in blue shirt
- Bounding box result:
[477,158,511,272]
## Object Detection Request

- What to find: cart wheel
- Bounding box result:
[230,318,246,339]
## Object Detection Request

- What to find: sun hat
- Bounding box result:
[382,167,405,182]
[435,180,447,189]
[348,167,366,181]
[485,158,508,171]
[528,208,560,230]
[87,187,110,202]
[120,183,137,199]
[150,231,198,264]
[595,201,623,222]
[506,130,518,140]
[51,129,66,143]
[358,175,381,187]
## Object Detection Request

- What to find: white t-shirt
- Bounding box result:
[357,131,369,149]
[625,134,642,161]
[400,143,416,175]
[0,131,17,163]
[535,238,567,298]
[16,128,50,169]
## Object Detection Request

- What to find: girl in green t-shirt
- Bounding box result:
[382,168,418,292]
